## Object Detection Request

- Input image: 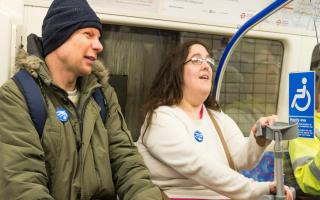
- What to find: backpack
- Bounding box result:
[12,69,108,138]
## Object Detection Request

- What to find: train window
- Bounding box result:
[100,24,283,140]
[218,38,283,136]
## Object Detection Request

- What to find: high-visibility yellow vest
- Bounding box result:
[289,112,320,195]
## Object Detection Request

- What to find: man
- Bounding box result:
[288,72,320,197]
[289,113,320,196]
[0,0,167,199]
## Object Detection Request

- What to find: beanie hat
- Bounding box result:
[42,0,102,57]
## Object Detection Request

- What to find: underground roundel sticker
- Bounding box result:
[194,130,203,142]
[56,107,69,123]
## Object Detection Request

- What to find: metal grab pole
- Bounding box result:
[274,131,285,200]
[256,122,298,200]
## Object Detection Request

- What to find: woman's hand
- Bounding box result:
[269,182,293,200]
[251,115,278,146]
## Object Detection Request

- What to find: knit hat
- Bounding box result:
[42,0,102,57]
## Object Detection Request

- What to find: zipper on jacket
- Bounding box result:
[79,88,100,138]
[68,98,82,152]
[79,95,91,139]
[54,84,83,152]
[77,88,99,199]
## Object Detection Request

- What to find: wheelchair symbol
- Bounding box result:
[290,77,311,112]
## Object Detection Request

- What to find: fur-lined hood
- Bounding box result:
[15,48,109,86]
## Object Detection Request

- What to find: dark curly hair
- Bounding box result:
[142,40,220,137]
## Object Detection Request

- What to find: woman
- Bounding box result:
[137,40,293,200]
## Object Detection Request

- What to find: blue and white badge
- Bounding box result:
[194,130,203,142]
[56,108,69,122]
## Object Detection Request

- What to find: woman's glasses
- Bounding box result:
[184,56,215,67]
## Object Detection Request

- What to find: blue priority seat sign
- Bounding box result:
[289,71,315,138]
